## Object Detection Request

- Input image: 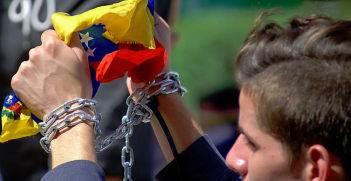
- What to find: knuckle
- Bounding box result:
[12,61,32,95]
[28,47,39,60]
[18,61,30,75]
[41,30,60,48]
[11,73,21,91]
[43,36,58,48]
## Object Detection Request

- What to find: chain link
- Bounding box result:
[95,71,187,181]
[38,98,101,153]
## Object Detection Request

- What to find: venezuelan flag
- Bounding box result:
[1,92,40,142]
[1,0,166,142]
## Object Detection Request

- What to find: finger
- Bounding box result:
[69,32,87,63]
[154,12,171,38]
[153,13,172,71]
[153,13,162,43]
[11,61,29,93]
[154,12,167,27]
[41,29,59,44]
[28,47,36,61]
[126,77,133,94]
[153,26,161,43]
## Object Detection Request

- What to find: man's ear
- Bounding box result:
[305,144,345,181]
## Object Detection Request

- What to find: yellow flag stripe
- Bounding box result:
[51,0,155,48]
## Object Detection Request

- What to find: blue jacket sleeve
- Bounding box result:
[155,135,241,181]
[0,167,3,181]
[41,160,106,181]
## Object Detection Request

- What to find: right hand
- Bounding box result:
[11,30,92,120]
[126,12,172,95]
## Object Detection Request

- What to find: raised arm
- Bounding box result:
[126,13,205,163]
[11,30,97,169]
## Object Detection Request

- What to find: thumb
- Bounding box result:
[69,32,87,62]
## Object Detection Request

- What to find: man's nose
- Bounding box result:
[225,134,249,176]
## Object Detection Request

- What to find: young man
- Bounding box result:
[227,12,350,180]
[10,11,349,181]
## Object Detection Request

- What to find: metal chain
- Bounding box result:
[37,72,186,180]
[38,98,102,153]
[95,71,187,181]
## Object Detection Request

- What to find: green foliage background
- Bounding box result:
[171,1,351,115]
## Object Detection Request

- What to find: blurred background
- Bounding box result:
[0,0,351,181]
[173,0,351,113]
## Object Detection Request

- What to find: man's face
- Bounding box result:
[225,92,303,181]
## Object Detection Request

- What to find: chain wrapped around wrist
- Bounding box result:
[38,98,102,153]
[95,71,187,181]
[95,71,187,152]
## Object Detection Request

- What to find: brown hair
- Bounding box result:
[235,11,351,176]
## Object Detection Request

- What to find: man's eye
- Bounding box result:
[243,136,257,150]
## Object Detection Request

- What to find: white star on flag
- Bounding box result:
[79,32,94,47]
[86,47,96,57]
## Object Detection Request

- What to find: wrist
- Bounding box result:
[50,119,97,168]
[39,98,101,153]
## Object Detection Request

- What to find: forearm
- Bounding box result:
[149,92,204,162]
[49,108,97,168]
